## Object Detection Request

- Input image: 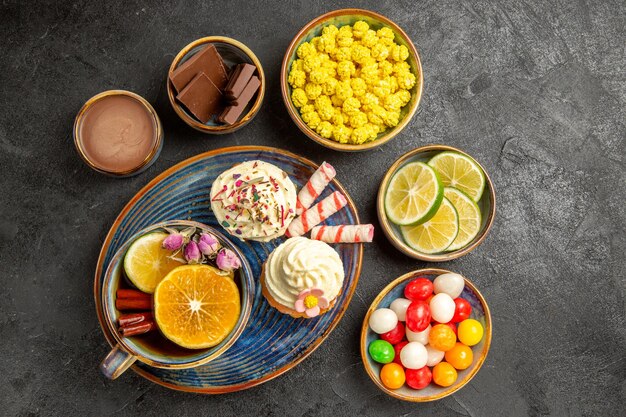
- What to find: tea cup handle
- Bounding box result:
[100,344,136,379]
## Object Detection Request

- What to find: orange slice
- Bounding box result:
[154,265,241,349]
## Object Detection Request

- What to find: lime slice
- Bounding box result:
[385,162,443,226]
[400,197,459,254]
[428,152,486,202]
[444,187,482,251]
[123,232,184,294]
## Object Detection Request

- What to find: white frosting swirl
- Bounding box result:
[264,237,345,309]
[211,160,297,242]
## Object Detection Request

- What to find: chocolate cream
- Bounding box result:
[78,94,157,173]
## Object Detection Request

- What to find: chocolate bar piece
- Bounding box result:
[224,63,257,101]
[176,72,223,123]
[170,44,228,92]
[218,76,261,125]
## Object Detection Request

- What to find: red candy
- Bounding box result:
[404,277,433,301]
[405,366,432,390]
[393,341,408,365]
[405,301,431,332]
[380,322,405,345]
[451,298,472,323]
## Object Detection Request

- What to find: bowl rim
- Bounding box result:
[377,144,496,261]
[280,8,424,152]
[101,220,254,369]
[167,36,266,134]
[360,268,492,402]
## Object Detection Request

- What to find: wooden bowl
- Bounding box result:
[361,269,492,402]
[167,36,265,134]
[280,9,423,151]
[377,145,496,261]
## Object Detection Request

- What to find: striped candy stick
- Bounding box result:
[310,224,374,243]
[286,191,347,237]
[295,162,336,216]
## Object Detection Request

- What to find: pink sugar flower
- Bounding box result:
[294,288,329,318]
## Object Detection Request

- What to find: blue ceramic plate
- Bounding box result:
[94,146,363,393]
[360,269,492,402]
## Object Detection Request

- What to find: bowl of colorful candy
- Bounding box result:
[360,269,492,401]
[377,144,496,261]
[281,9,423,151]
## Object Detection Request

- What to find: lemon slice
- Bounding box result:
[444,187,482,251]
[385,162,443,226]
[428,152,486,202]
[154,265,241,349]
[400,197,459,254]
[123,232,184,294]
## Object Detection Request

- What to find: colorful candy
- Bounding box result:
[296,162,336,215]
[458,319,483,346]
[286,191,347,237]
[367,273,484,393]
[369,339,395,364]
[380,363,406,389]
[445,342,474,370]
[451,298,471,323]
[405,300,431,332]
[428,324,457,352]
[310,224,374,243]
[404,277,433,301]
[406,324,430,345]
[400,342,427,369]
[432,362,457,387]
[425,345,445,367]
[389,297,411,321]
[429,293,456,324]
[380,322,405,345]
[369,308,398,334]
[405,366,432,390]
[433,273,464,298]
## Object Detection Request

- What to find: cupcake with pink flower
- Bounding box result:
[261,237,345,318]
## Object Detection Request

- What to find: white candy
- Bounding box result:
[400,342,428,369]
[406,324,431,345]
[425,345,445,367]
[433,273,465,298]
[368,308,398,334]
[389,298,411,321]
[430,293,456,323]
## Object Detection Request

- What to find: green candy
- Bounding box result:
[368,340,395,364]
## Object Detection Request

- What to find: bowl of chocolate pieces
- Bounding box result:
[167,36,265,134]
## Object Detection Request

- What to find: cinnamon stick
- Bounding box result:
[116,289,151,300]
[118,312,153,327]
[119,320,156,337]
[115,298,153,311]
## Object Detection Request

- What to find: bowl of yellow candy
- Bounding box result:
[281,9,423,152]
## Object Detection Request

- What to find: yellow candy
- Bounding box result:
[289,21,416,144]
[352,21,369,38]
[305,83,322,100]
[292,88,308,108]
[316,121,333,138]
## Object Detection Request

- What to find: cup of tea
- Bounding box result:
[99,220,254,379]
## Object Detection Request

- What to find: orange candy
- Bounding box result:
[444,342,474,370]
[380,363,406,389]
[428,324,457,351]
[432,362,457,387]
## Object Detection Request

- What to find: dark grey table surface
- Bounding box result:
[1,0,624,416]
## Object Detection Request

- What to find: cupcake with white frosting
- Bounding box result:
[261,236,345,318]
[210,160,297,242]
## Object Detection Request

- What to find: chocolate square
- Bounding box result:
[169,44,228,92]
[176,72,223,123]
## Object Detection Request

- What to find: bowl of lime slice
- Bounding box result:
[377,145,496,261]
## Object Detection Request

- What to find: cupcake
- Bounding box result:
[261,237,345,318]
[210,160,297,242]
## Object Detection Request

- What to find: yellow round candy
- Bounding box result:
[458,319,484,346]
